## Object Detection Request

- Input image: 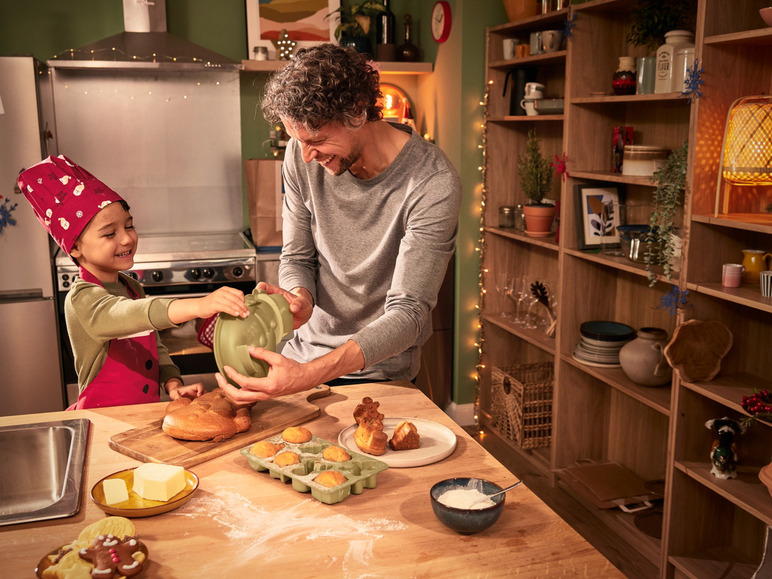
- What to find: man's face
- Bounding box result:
[282,119,364,177]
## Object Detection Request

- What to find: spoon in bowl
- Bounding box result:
[469,480,524,508]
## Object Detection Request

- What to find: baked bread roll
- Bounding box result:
[281,426,312,443]
[389,420,420,450]
[314,470,347,487]
[353,397,384,425]
[354,417,388,456]
[322,445,351,462]
[162,389,252,442]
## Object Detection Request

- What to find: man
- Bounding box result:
[217,44,461,402]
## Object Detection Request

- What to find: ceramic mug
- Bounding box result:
[541,30,562,53]
[524,82,545,99]
[503,38,517,60]
[520,99,539,116]
[761,270,772,298]
[530,31,543,55]
[722,263,744,288]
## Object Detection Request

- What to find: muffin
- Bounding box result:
[322,446,351,462]
[250,440,284,458]
[274,451,300,467]
[281,426,313,443]
[314,470,347,488]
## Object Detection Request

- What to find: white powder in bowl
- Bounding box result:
[438,488,495,509]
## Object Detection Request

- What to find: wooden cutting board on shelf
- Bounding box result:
[109,385,330,468]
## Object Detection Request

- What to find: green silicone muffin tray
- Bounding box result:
[240,435,389,505]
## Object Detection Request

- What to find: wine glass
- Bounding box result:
[495,273,513,319]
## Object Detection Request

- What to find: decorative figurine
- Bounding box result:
[705,417,745,480]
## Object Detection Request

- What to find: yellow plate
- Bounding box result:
[36,541,149,578]
[90,467,198,517]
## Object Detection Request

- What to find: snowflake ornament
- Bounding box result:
[552,153,568,182]
[563,8,577,39]
[682,58,704,102]
[658,286,693,316]
[0,196,18,234]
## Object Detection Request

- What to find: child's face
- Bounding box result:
[69,201,137,282]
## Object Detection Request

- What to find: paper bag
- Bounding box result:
[244,159,283,248]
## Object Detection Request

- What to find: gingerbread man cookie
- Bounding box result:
[79,534,146,578]
[353,397,384,425]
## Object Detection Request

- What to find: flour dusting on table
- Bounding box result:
[172,489,406,576]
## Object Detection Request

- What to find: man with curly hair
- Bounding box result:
[217,44,461,402]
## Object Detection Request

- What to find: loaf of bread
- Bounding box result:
[389,420,420,450]
[162,389,252,442]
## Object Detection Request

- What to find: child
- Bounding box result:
[18,155,249,409]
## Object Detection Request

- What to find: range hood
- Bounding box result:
[48,0,240,71]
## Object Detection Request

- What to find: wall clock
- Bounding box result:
[431,1,452,43]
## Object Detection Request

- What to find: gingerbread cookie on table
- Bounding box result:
[79,534,146,578]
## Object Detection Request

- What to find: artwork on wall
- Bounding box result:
[246,0,340,61]
[574,184,624,250]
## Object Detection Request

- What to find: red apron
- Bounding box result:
[68,268,161,410]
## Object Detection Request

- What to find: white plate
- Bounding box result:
[571,352,621,368]
[338,418,457,468]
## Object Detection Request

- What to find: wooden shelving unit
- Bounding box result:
[241,59,433,74]
[480,1,772,577]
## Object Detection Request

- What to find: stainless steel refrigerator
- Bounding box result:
[0,56,66,415]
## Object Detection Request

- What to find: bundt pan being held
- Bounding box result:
[214,288,293,386]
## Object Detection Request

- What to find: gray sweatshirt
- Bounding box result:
[278,122,462,381]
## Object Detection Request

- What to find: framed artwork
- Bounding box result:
[574,184,624,249]
[246,0,340,61]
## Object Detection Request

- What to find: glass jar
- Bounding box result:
[498,206,516,228]
[622,145,668,176]
[654,30,694,94]
[612,56,637,96]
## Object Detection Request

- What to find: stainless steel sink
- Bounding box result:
[0,419,89,526]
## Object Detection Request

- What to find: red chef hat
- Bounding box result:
[17,155,125,256]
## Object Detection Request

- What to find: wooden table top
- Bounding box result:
[0,382,622,577]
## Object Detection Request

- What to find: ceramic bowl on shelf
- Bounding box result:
[760,7,772,26]
[430,478,505,535]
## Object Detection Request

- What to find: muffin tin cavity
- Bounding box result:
[240,435,389,504]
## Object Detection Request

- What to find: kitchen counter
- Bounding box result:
[0,383,622,577]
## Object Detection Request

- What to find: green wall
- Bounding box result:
[0,0,508,407]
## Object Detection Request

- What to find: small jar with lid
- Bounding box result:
[621,146,669,176]
[498,206,516,228]
[612,57,637,95]
[654,30,694,94]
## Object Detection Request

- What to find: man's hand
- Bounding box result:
[256,282,313,329]
[215,347,311,403]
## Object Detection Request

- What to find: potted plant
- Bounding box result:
[645,140,688,285]
[327,1,387,55]
[627,0,697,53]
[518,130,555,236]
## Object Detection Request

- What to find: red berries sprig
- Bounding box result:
[741,389,772,421]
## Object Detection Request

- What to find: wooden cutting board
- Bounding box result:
[109,384,330,468]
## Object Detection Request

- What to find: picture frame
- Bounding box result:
[574,184,624,250]
[246,0,340,61]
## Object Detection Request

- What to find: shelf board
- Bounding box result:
[692,213,772,234]
[675,461,772,525]
[685,280,772,314]
[484,226,559,251]
[563,247,680,286]
[487,115,564,122]
[489,8,569,34]
[571,92,688,104]
[241,60,433,75]
[562,354,671,415]
[569,171,657,187]
[570,0,631,15]
[669,555,758,579]
[681,372,772,415]
[482,313,556,355]
[704,27,772,47]
[479,415,553,474]
[489,50,566,69]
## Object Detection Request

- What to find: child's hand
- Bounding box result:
[167,379,204,400]
[197,286,250,319]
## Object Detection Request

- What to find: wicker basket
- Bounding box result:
[490,363,554,449]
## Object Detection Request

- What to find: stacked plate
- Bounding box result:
[572,321,635,368]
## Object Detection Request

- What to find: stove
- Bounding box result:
[55,231,257,292]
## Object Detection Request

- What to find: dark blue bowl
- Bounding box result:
[430,477,505,535]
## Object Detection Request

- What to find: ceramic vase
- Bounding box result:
[619,327,672,387]
[502,0,539,22]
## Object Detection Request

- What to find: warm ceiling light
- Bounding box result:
[721,95,772,185]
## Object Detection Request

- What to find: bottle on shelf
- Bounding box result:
[612,56,637,96]
[654,30,694,94]
[376,0,397,62]
[397,14,420,63]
